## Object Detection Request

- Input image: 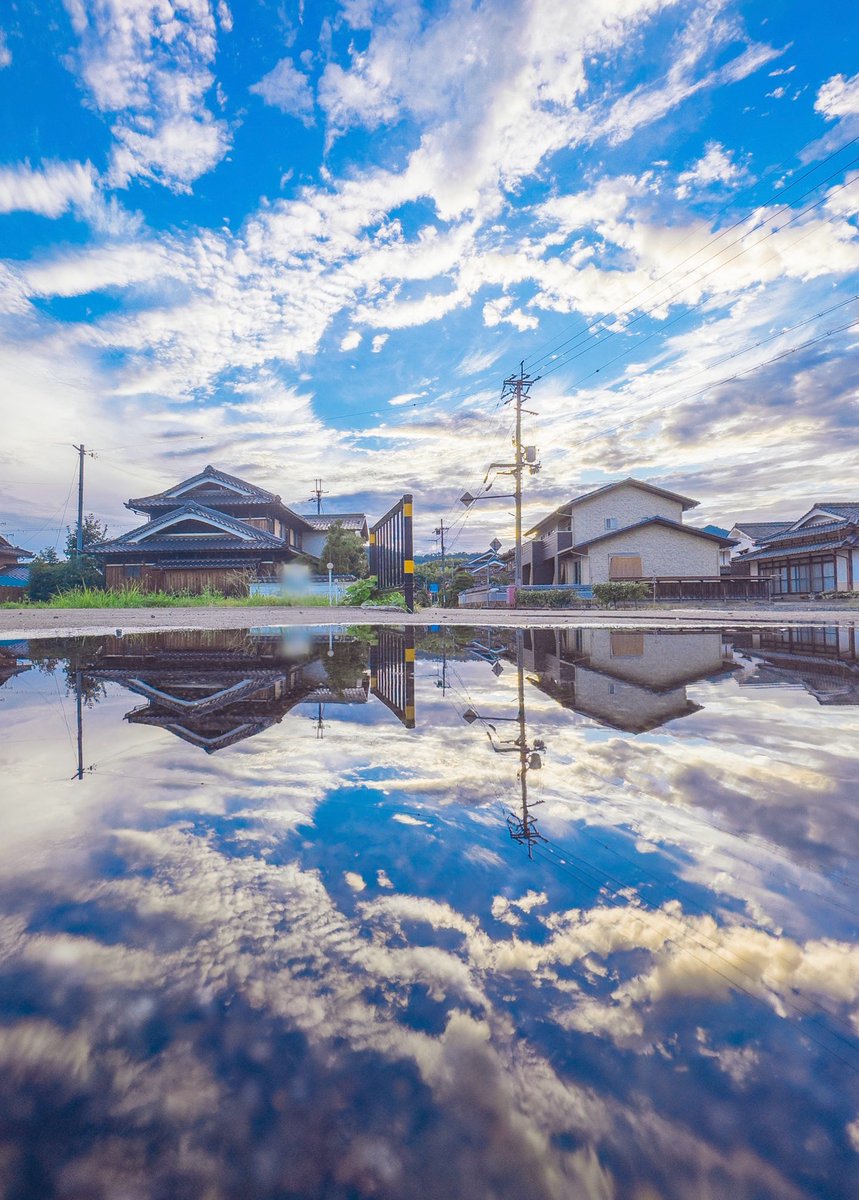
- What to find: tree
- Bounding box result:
[33,547,59,564]
[320,522,368,577]
[65,513,108,559]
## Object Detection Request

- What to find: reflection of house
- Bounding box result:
[742,502,859,596]
[733,627,859,705]
[521,627,734,733]
[0,642,29,688]
[91,466,317,595]
[522,478,734,587]
[86,631,370,752]
[302,514,369,560]
[0,535,33,600]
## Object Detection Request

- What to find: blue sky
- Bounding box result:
[0,0,857,553]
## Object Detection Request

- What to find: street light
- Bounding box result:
[327,561,334,606]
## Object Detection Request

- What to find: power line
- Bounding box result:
[535,169,859,383]
[523,136,859,374]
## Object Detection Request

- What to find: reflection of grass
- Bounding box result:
[0,586,336,609]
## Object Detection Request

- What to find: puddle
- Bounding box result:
[0,624,857,1198]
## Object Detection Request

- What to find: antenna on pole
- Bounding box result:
[308,478,329,516]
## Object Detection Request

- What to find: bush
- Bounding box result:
[592,582,651,606]
[516,588,584,609]
[29,559,102,601]
[343,576,377,605]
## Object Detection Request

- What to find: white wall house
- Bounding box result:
[521,479,734,587]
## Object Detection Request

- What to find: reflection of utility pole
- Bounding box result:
[436,646,448,694]
[313,701,326,739]
[74,668,84,780]
[506,629,545,858]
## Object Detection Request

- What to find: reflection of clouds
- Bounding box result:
[2,635,859,1195]
[1,822,829,1198]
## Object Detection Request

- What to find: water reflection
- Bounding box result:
[0,624,858,1199]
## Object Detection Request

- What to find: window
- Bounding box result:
[810,558,836,592]
[124,564,141,579]
[790,562,810,592]
[609,554,642,579]
[604,516,619,530]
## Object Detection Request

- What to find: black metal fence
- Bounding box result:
[369,494,414,612]
[369,629,416,728]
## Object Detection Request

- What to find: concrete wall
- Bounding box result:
[570,484,685,545]
[585,524,720,584]
[302,531,327,560]
[583,629,725,688]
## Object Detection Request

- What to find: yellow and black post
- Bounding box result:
[403,492,414,614]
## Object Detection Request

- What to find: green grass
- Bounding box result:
[0,586,338,610]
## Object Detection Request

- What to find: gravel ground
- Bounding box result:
[1,603,857,641]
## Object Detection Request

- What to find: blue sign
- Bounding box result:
[429,582,440,593]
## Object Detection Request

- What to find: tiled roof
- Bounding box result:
[305,513,368,532]
[732,521,793,539]
[813,503,859,523]
[0,535,33,559]
[744,536,858,562]
[565,516,736,552]
[526,477,699,536]
[0,567,29,587]
[91,501,290,554]
[156,556,278,568]
[128,465,277,507]
[95,539,292,556]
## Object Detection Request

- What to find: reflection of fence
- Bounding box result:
[369,494,414,612]
[369,629,416,728]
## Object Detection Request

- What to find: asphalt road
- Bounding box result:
[1,603,857,641]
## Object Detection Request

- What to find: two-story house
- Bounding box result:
[91,466,317,595]
[522,478,734,587]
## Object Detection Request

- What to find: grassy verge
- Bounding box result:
[0,586,335,610]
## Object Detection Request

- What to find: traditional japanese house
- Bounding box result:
[91,466,317,595]
[742,502,859,596]
[85,630,370,752]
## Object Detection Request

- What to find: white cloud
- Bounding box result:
[389,391,425,406]
[0,160,97,218]
[370,333,388,352]
[64,0,230,191]
[815,71,859,120]
[339,329,362,351]
[0,27,11,67]
[250,57,314,123]
[675,141,748,198]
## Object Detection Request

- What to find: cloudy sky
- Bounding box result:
[0,0,857,554]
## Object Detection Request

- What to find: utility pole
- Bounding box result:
[501,364,537,589]
[309,478,328,515]
[73,444,86,556]
[434,518,447,606]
